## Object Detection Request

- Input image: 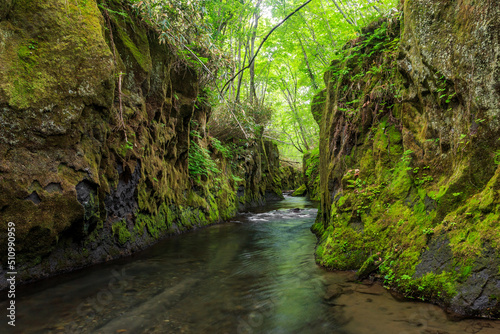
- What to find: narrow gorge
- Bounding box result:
[0,0,499,332]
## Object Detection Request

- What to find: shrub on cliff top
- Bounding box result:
[208,101,273,143]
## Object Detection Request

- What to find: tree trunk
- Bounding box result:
[279,76,311,152]
[330,0,355,26]
[297,33,318,90]
[235,40,247,102]
[249,0,262,105]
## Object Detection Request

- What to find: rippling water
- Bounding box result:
[1,196,499,333]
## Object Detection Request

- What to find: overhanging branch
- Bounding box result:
[221,0,313,95]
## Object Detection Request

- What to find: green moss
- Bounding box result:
[357,254,381,279]
[111,12,152,73]
[359,149,375,178]
[303,147,321,201]
[135,203,172,239]
[387,125,402,145]
[396,271,457,302]
[292,184,307,196]
[132,214,143,236]
[373,121,389,153]
[315,227,368,270]
[112,219,131,245]
[1,0,113,109]
[313,11,500,316]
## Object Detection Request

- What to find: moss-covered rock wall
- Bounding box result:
[0,0,290,288]
[279,164,303,193]
[313,0,499,318]
[301,147,321,201]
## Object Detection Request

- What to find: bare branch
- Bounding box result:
[221,0,313,94]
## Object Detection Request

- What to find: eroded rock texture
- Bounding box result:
[313,0,499,317]
[0,0,293,288]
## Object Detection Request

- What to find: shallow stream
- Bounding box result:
[1,196,499,333]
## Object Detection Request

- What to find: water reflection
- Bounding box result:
[1,196,499,333]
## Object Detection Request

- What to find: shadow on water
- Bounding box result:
[1,196,499,333]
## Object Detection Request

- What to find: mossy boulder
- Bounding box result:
[292,184,307,197]
[357,254,381,280]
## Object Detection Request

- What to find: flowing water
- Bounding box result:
[1,196,499,334]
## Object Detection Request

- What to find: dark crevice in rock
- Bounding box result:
[237,185,245,198]
[25,191,41,205]
[424,195,436,213]
[105,163,141,220]
[76,179,98,205]
[70,179,100,241]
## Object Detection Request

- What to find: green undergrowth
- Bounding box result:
[112,219,131,245]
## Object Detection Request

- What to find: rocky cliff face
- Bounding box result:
[313,0,499,317]
[0,0,291,288]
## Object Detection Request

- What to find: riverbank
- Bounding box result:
[1,196,499,333]
[0,0,301,290]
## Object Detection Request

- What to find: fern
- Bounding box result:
[188,142,220,181]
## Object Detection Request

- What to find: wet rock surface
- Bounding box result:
[452,248,500,316]
[313,0,500,318]
[3,197,498,334]
[104,164,141,220]
[0,0,297,289]
[414,235,454,278]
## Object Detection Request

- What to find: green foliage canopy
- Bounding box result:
[129,0,399,160]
